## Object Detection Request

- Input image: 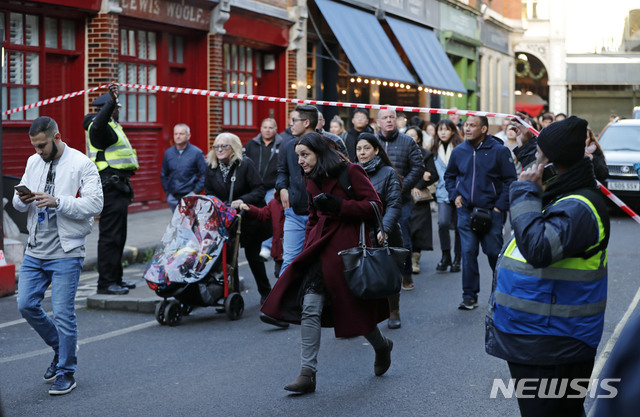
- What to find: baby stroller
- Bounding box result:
[144,195,244,326]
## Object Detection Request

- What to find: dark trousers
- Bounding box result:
[244,241,272,297]
[508,359,594,417]
[457,206,504,300]
[97,186,129,289]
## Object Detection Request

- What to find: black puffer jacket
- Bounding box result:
[362,160,402,235]
[377,130,425,201]
[244,133,283,190]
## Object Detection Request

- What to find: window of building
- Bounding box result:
[118,28,158,122]
[1,13,79,121]
[2,12,39,121]
[223,44,254,127]
[168,35,184,64]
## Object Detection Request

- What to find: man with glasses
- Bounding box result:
[14,116,103,395]
[275,104,347,279]
[275,106,318,277]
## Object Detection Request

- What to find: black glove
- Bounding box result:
[313,193,342,214]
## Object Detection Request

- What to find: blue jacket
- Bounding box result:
[486,161,610,365]
[161,143,207,198]
[444,135,516,211]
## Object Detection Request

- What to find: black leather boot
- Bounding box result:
[284,368,316,394]
[374,339,393,376]
[450,253,461,272]
[436,250,452,271]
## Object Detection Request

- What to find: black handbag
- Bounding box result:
[338,202,408,300]
[470,207,492,234]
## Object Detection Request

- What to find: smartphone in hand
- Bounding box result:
[14,184,32,195]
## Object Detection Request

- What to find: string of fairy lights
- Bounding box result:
[345,76,464,98]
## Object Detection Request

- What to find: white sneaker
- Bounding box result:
[259,248,271,261]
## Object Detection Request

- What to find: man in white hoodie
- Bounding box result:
[13,116,103,396]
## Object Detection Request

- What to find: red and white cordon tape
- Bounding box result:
[1,84,109,116]
[3,82,639,224]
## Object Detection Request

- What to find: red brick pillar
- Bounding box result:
[208,33,224,150]
[287,49,298,113]
[86,13,120,105]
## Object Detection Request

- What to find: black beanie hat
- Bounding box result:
[537,115,587,166]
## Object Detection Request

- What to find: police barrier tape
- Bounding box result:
[3,82,639,224]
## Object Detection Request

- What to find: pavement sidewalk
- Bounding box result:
[17,208,175,314]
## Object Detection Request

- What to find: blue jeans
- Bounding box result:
[456,207,504,301]
[17,255,83,375]
[261,188,275,251]
[280,208,308,276]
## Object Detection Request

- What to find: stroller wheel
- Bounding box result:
[224,292,244,321]
[182,305,193,316]
[164,300,183,326]
[155,300,169,325]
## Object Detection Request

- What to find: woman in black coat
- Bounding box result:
[356,133,404,329]
[405,126,439,274]
[204,132,272,305]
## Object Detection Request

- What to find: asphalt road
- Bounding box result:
[1,212,639,417]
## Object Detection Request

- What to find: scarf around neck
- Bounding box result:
[358,155,382,174]
[542,157,597,206]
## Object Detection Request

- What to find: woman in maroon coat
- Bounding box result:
[261,132,393,394]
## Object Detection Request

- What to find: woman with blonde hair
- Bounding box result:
[204,132,274,307]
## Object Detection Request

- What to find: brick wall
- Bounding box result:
[208,33,224,150]
[287,49,297,114]
[86,13,120,105]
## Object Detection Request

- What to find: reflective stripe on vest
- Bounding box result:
[87,121,139,171]
[493,194,607,347]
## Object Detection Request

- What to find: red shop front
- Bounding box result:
[215,9,291,144]
[1,1,100,178]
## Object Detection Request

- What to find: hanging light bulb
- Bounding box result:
[356,77,362,83]
[382,81,388,86]
[364,79,369,84]
[350,78,355,83]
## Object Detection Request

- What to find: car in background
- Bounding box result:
[633,107,640,119]
[598,119,640,209]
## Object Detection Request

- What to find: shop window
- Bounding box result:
[168,35,184,64]
[222,44,254,127]
[119,29,157,122]
[1,13,79,121]
[2,12,40,121]
[44,18,75,50]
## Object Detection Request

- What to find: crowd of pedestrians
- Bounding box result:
[13,80,614,411]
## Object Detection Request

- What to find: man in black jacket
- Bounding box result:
[376,108,425,290]
[244,117,283,259]
[276,104,344,276]
[345,109,375,161]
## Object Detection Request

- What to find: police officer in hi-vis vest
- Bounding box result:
[84,83,139,295]
[485,116,610,417]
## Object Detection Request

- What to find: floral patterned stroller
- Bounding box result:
[144,195,244,326]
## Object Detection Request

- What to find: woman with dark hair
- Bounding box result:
[586,126,609,183]
[431,119,464,272]
[261,132,393,394]
[355,133,403,329]
[405,126,439,274]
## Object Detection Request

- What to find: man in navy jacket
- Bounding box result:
[444,115,516,309]
[161,123,206,211]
